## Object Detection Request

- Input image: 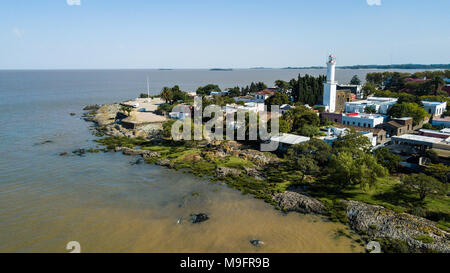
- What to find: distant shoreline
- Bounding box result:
[283,64,450,70]
[1,64,449,71]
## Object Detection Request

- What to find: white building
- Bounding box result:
[391,134,450,151]
[319,127,377,147]
[345,97,398,114]
[169,104,191,120]
[342,113,386,128]
[422,101,447,116]
[223,102,265,115]
[280,104,294,115]
[253,90,276,102]
[270,133,310,151]
[322,54,337,112]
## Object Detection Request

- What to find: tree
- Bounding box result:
[274,80,291,95]
[397,93,422,106]
[401,173,447,201]
[226,86,241,97]
[364,106,377,114]
[279,119,290,133]
[362,82,376,98]
[332,129,372,154]
[374,147,402,173]
[286,139,331,182]
[281,105,320,134]
[265,92,289,110]
[120,105,132,116]
[350,75,361,85]
[287,138,331,166]
[290,74,325,105]
[328,152,387,191]
[424,150,439,163]
[430,76,445,96]
[387,102,429,125]
[294,155,320,182]
[196,84,221,96]
[160,87,173,104]
[297,124,321,137]
[241,82,267,95]
[424,163,450,183]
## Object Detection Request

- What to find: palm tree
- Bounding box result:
[160,87,173,104]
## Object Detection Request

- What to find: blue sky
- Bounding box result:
[1,0,449,69]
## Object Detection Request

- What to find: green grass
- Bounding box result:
[219,156,255,169]
[414,235,434,244]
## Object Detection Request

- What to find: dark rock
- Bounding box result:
[156,158,171,166]
[72,149,86,156]
[83,104,100,111]
[250,240,265,247]
[115,112,128,120]
[59,152,67,156]
[70,113,76,116]
[121,147,160,158]
[130,158,144,165]
[215,166,241,177]
[34,140,53,145]
[273,190,325,214]
[244,167,265,180]
[191,213,209,223]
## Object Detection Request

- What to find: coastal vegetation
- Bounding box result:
[83,70,449,252]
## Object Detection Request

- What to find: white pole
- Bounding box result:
[146,76,150,101]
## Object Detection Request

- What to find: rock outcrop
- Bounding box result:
[121,147,160,158]
[345,200,450,253]
[273,190,325,214]
[92,104,122,127]
[215,166,241,177]
[244,167,265,180]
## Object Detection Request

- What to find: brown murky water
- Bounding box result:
[0,156,362,252]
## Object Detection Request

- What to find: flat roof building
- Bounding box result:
[345,97,397,114]
[342,113,386,128]
[391,134,450,153]
[431,116,450,128]
[270,133,310,151]
[422,101,447,117]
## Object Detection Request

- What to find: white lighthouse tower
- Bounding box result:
[323,54,337,112]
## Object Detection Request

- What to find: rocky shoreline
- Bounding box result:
[80,102,449,253]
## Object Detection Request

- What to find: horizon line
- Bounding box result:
[1,63,449,71]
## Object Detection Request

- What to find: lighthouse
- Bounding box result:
[323,54,337,112]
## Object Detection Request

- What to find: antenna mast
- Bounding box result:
[146,76,150,99]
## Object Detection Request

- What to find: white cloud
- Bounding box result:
[12,27,24,39]
[66,0,81,6]
[367,0,382,6]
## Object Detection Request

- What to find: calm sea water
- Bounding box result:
[0,68,426,252]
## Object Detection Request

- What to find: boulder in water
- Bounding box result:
[72,149,86,156]
[250,240,265,247]
[191,213,209,224]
